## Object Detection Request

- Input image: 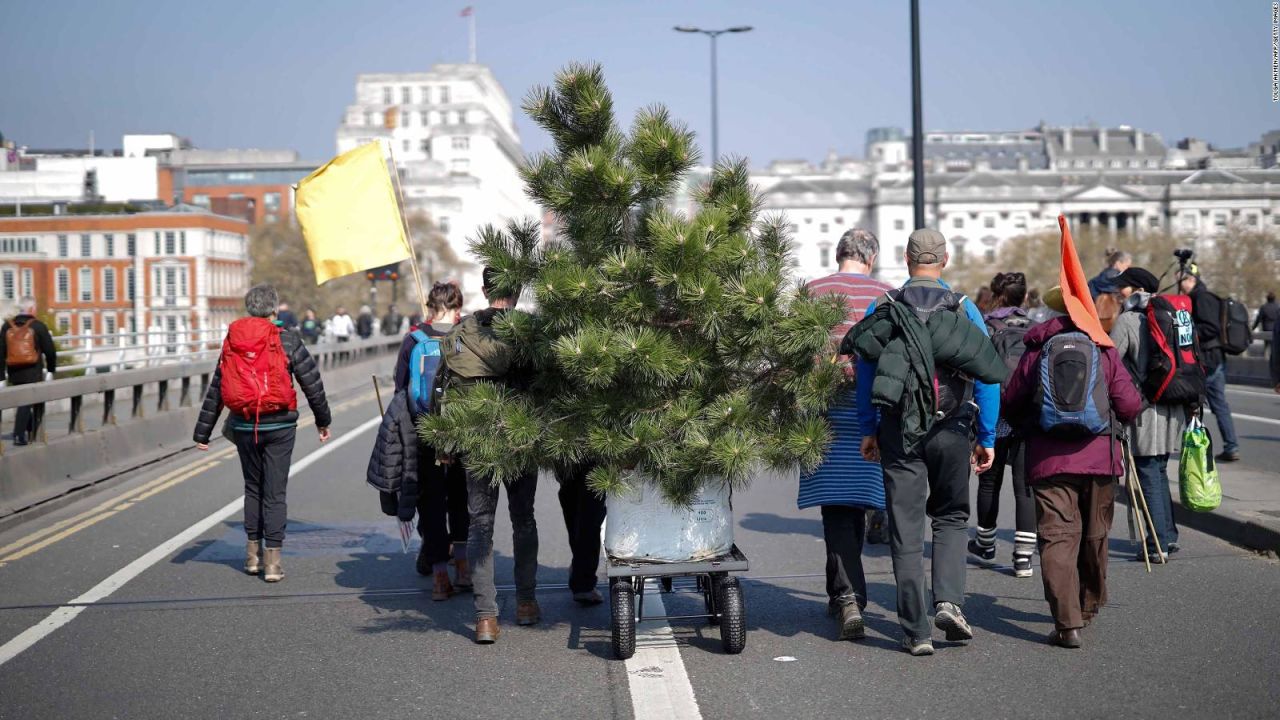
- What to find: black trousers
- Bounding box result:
[821,505,868,609]
[975,436,1036,538]
[416,444,470,565]
[11,375,45,440]
[557,466,607,594]
[232,427,296,548]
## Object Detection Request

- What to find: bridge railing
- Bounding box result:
[0,335,401,456]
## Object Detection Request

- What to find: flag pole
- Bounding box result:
[468,9,477,63]
[382,141,431,321]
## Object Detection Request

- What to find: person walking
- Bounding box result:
[1180,265,1240,462]
[276,302,299,331]
[555,462,607,606]
[393,282,471,600]
[0,297,57,446]
[330,307,355,343]
[356,305,375,340]
[1271,322,1280,393]
[1254,291,1278,353]
[1002,288,1142,648]
[193,284,331,582]
[381,304,403,337]
[849,229,1006,656]
[442,268,538,644]
[1111,267,1187,562]
[800,229,894,640]
[969,272,1038,578]
[300,309,321,345]
[1087,249,1131,300]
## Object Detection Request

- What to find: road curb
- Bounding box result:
[1171,499,1280,557]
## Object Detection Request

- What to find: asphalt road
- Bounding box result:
[0,389,1277,719]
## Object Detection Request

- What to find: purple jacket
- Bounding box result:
[1001,316,1143,483]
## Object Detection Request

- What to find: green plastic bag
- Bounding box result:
[1179,417,1222,512]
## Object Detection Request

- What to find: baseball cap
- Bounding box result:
[906,229,947,265]
[1181,262,1201,279]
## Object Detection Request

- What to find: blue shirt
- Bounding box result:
[855,278,999,448]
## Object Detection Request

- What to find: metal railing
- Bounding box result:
[0,335,402,455]
[50,329,224,374]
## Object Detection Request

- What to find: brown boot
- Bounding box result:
[516,601,541,626]
[432,569,455,601]
[244,540,262,575]
[475,616,499,644]
[453,558,472,591]
[263,547,284,583]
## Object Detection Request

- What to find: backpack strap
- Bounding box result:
[410,329,429,345]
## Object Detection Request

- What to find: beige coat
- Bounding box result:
[1111,294,1189,457]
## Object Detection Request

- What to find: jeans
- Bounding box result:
[1034,475,1115,630]
[1133,454,1179,553]
[975,436,1037,549]
[232,427,296,548]
[879,412,974,641]
[416,444,470,566]
[467,469,539,618]
[556,466,607,594]
[1204,363,1239,453]
[821,505,868,610]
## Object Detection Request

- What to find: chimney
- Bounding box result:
[1098,128,1108,153]
[1063,128,1073,152]
[1135,129,1145,153]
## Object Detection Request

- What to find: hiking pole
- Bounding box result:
[372,374,385,416]
[1126,457,1152,573]
[1126,441,1165,563]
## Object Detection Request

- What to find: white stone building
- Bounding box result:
[334,64,539,301]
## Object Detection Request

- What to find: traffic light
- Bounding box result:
[366,262,401,281]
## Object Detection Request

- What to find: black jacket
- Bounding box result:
[1188,283,1226,371]
[0,315,58,384]
[1255,301,1280,333]
[193,327,331,444]
[367,390,420,520]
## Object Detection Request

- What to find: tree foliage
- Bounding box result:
[420,63,845,504]
[1199,223,1280,306]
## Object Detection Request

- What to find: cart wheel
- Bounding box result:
[717,577,746,654]
[660,576,674,593]
[611,579,636,660]
[703,576,719,626]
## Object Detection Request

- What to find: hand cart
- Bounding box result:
[606,544,749,660]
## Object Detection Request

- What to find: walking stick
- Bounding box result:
[1124,441,1164,572]
[372,374,385,416]
[1126,460,1151,573]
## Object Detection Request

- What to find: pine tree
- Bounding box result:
[420,63,846,504]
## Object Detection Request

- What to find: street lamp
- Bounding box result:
[909,0,925,230]
[673,25,753,167]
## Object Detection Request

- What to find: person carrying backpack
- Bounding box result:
[1180,265,1242,462]
[0,297,58,446]
[1111,267,1192,563]
[847,229,1008,656]
[970,272,1038,578]
[193,284,331,583]
[1002,286,1142,648]
[390,281,470,600]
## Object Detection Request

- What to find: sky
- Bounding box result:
[2,0,1276,165]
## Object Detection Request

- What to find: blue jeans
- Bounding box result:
[1204,364,1239,453]
[1133,454,1179,553]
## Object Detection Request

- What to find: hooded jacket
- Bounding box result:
[1002,316,1143,482]
[368,389,421,521]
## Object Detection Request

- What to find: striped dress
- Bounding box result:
[798,272,894,510]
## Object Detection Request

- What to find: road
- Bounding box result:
[0,385,1277,719]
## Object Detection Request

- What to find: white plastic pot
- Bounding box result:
[604,480,734,562]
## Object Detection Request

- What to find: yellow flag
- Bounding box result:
[295,142,411,285]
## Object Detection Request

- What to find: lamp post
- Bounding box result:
[673,25,753,167]
[909,0,925,230]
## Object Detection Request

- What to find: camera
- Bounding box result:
[1173,248,1194,262]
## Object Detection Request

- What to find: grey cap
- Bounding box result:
[906,228,947,265]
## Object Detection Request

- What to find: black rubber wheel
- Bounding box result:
[717,577,746,654]
[611,579,636,660]
[703,575,719,626]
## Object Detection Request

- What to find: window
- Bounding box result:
[127,233,136,256]
[788,224,799,233]
[154,233,161,255]
[81,314,94,337]
[450,158,470,174]
[1,269,14,299]
[984,248,996,263]
[894,219,905,231]
[438,216,451,234]
[1148,215,1160,228]
[1214,214,1227,228]
[103,267,116,302]
[263,192,281,212]
[80,234,92,257]
[1273,214,1280,226]
[126,267,135,301]
[56,269,70,302]
[79,267,94,301]
[953,217,964,229]
[58,235,69,257]
[382,86,392,104]
[164,232,176,255]
[401,86,411,104]
[364,112,374,126]
[1247,214,1259,226]
[984,216,995,228]
[0,237,39,253]
[104,315,117,344]
[1014,216,1027,229]
[21,269,33,297]
[439,86,450,103]
[835,216,845,225]
[56,314,70,333]
[192,194,210,207]
[104,233,114,257]
[819,245,831,268]
[403,139,411,152]
[419,138,431,155]
[420,86,430,103]
[1182,214,1197,229]
[180,231,187,255]
[819,223,829,233]
[452,136,470,150]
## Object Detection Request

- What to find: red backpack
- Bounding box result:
[219,318,297,432]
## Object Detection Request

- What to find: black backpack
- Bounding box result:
[889,285,974,418]
[1219,296,1253,355]
[986,313,1032,375]
[1143,294,1204,406]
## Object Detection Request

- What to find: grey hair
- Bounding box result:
[836,228,879,265]
[1106,249,1132,266]
[244,284,280,318]
[17,296,36,314]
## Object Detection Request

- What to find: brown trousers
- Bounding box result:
[1033,475,1115,631]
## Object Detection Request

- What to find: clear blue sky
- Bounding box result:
[2,0,1275,165]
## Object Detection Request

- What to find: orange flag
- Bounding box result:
[1057,214,1114,347]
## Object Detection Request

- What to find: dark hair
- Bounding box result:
[974,286,995,314]
[427,281,463,312]
[1268,291,1276,303]
[1026,288,1042,308]
[990,271,1027,309]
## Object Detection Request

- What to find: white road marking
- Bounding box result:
[626,586,702,720]
[0,415,382,668]
[1205,409,1280,427]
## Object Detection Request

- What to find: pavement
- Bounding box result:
[0,378,1277,719]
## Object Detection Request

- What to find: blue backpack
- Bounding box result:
[1036,331,1112,437]
[407,329,444,415]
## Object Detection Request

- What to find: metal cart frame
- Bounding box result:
[606,544,749,660]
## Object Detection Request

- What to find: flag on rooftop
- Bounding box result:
[295,141,411,285]
[460,6,473,17]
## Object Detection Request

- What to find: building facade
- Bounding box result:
[158,148,318,225]
[0,207,250,340]
[334,63,539,297]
